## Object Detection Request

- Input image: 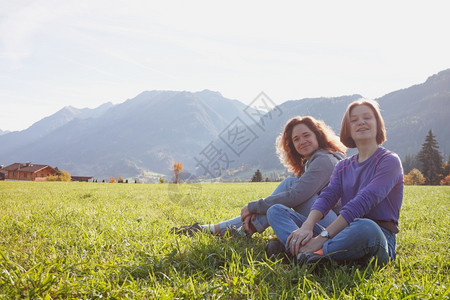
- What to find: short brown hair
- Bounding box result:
[277,116,346,176]
[340,99,386,148]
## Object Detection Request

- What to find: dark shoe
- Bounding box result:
[265,240,291,262]
[295,253,328,266]
[170,222,204,236]
[225,226,248,237]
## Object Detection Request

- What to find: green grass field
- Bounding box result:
[0,181,449,299]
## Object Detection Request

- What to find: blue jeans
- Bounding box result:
[218,177,337,235]
[267,204,397,264]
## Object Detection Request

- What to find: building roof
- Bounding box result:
[4,163,56,173]
[71,176,93,181]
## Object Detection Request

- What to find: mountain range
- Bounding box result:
[1,69,449,181]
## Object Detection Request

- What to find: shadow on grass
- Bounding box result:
[119,232,381,288]
[118,232,263,283]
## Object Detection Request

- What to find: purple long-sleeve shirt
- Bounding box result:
[312,147,404,228]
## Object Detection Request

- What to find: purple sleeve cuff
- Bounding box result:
[339,210,354,224]
[311,198,330,217]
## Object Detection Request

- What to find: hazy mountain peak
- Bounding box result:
[0,129,10,136]
[61,105,79,112]
[195,89,223,97]
[424,68,450,86]
[134,90,167,98]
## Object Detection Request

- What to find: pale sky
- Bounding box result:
[1,0,449,131]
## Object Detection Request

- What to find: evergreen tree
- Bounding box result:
[417,129,443,185]
[251,169,263,182]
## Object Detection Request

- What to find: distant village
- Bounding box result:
[0,162,92,182]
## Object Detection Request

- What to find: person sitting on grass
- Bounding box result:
[171,116,346,238]
[267,99,404,266]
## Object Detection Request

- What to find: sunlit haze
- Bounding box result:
[1,0,449,131]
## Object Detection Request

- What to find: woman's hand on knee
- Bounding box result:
[286,228,313,256]
[241,205,251,221]
[242,214,257,235]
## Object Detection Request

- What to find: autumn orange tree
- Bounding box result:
[440,175,450,185]
[47,170,71,182]
[173,162,183,183]
[404,168,425,185]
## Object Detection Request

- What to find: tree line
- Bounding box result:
[250,129,449,186]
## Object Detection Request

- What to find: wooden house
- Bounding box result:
[71,176,93,182]
[0,166,7,180]
[3,163,58,181]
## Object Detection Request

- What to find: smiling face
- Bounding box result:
[291,123,319,159]
[349,104,378,145]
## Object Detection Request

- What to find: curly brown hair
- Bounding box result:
[276,116,346,176]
